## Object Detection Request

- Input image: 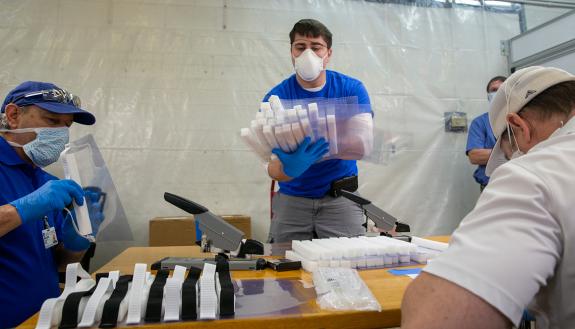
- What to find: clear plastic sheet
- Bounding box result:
[58,134,133,242]
[234,278,317,317]
[0,0,547,268]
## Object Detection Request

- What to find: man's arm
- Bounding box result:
[466,116,492,165]
[267,158,292,182]
[468,148,492,165]
[0,204,23,237]
[401,272,511,329]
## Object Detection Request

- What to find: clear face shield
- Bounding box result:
[59,134,133,242]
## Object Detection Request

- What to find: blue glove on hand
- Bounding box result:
[84,187,105,234]
[10,179,84,224]
[272,137,330,178]
[61,209,91,252]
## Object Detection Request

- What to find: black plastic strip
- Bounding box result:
[59,274,108,329]
[181,267,202,321]
[99,275,133,328]
[216,256,235,317]
[144,269,170,322]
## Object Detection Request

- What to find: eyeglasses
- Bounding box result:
[291,42,328,57]
[12,89,81,107]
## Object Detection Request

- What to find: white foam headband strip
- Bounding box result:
[77,277,115,327]
[199,263,218,320]
[162,265,187,322]
[126,263,148,324]
[326,115,338,155]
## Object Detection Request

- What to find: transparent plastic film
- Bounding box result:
[58,134,133,242]
[240,96,373,162]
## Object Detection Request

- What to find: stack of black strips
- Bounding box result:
[215,255,235,317]
[99,275,133,328]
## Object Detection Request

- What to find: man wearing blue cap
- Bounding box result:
[0,81,96,327]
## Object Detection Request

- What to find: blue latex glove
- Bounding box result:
[61,209,91,252]
[272,137,330,178]
[10,179,84,225]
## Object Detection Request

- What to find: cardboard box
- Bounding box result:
[149,215,252,247]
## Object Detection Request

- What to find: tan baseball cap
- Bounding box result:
[485,66,575,176]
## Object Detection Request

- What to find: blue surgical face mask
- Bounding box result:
[2,127,69,167]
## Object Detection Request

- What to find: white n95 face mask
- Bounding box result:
[2,127,70,167]
[294,49,326,82]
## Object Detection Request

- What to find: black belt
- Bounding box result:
[329,175,358,197]
[181,267,202,321]
[59,273,108,329]
[144,269,170,322]
[215,255,235,317]
[99,275,133,328]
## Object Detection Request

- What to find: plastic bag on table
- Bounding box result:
[312,267,381,311]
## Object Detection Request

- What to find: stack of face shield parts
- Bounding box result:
[312,267,381,312]
[240,96,373,162]
[285,235,441,272]
[58,134,133,242]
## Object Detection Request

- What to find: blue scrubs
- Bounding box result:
[466,112,497,186]
[0,137,63,328]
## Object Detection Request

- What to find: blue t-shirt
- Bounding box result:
[466,112,496,186]
[264,70,371,198]
[0,137,63,328]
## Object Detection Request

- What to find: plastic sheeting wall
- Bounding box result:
[0,0,521,269]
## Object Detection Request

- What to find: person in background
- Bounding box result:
[402,66,575,329]
[264,19,373,243]
[466,75,506,190]
[0,81,97,327]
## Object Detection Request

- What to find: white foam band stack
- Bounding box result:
[199,263,218,320]
[162,265,187,322]
[285,236,448,272]
[77,275,116,327]
[36,263,95,329]
[35,262,235,328]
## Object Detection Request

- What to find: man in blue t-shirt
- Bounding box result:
[466,76,506,191]
[264,19,372,243]
[0,81,96,327]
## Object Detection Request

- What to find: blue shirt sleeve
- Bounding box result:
[466,116,488,154]
[353,80,371,105]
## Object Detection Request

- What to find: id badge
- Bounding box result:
[42,216,58,249]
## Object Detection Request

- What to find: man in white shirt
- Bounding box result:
[401,66,575,329]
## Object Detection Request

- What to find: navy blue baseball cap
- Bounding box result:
[1,81,95,125]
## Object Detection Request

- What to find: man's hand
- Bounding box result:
[10,179,84,225]
[272,137,329,178]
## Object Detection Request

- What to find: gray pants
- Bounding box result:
[268,192,366,243]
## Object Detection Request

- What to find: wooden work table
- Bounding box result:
[19,236,449,329]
